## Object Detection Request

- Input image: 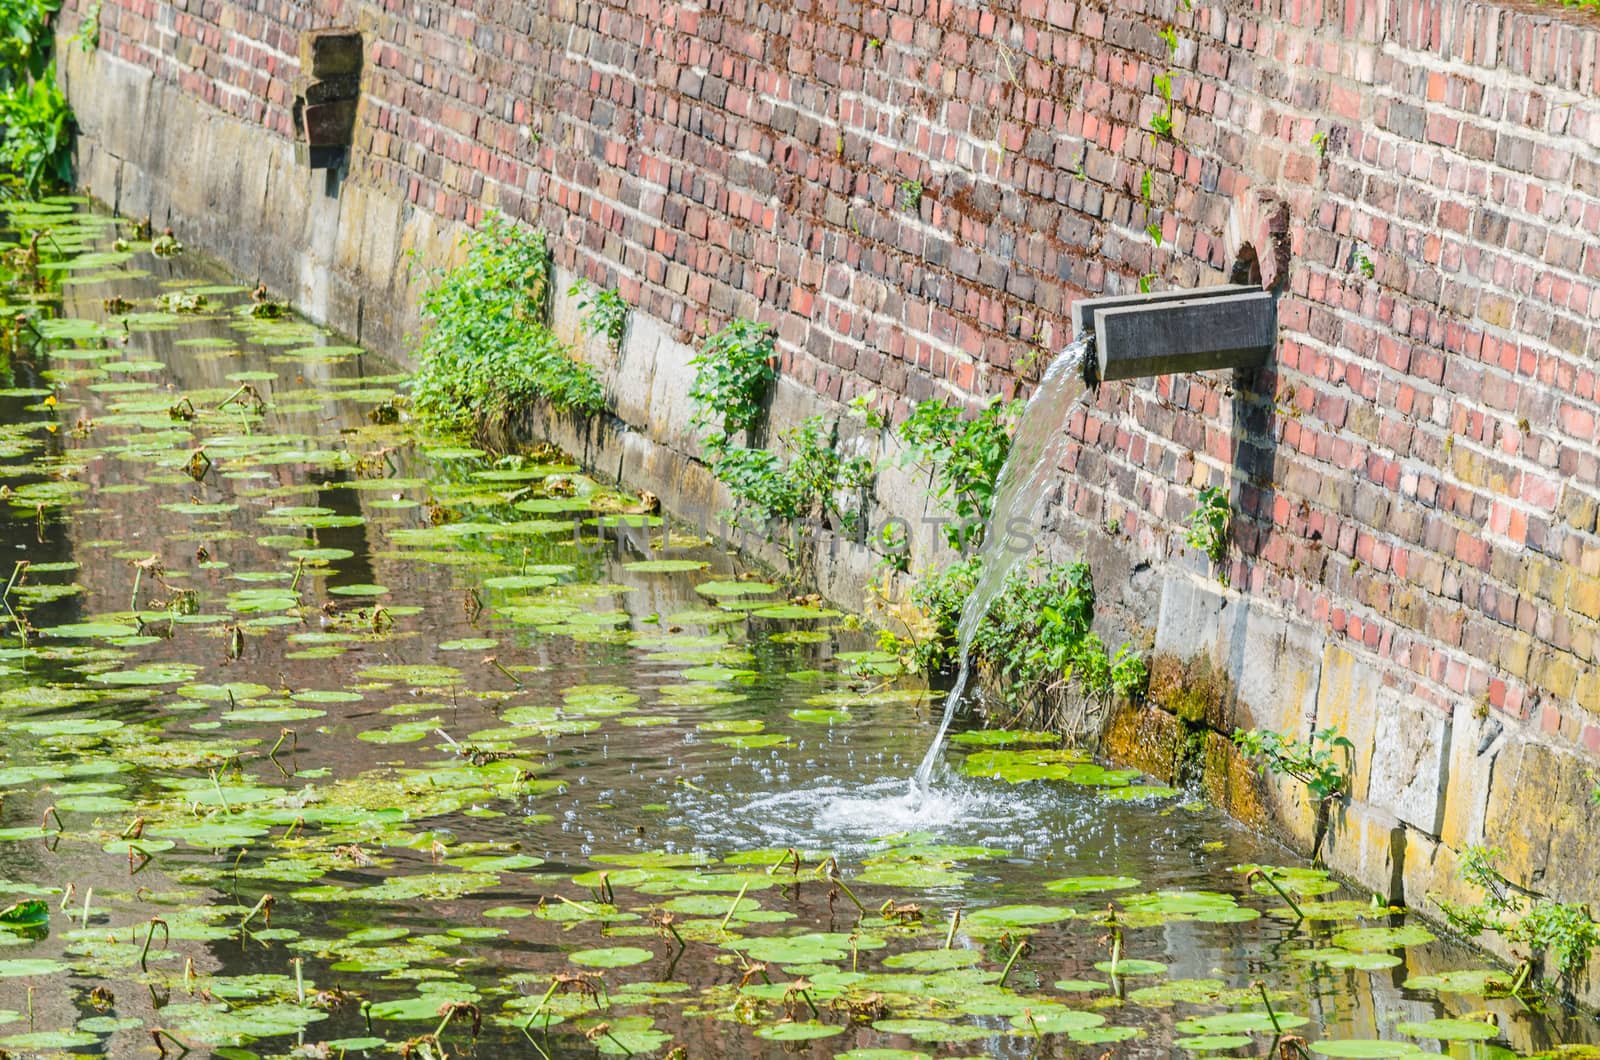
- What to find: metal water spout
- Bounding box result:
[1071,284,1276,385]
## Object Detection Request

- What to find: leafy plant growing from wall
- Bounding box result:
[1232,727,1353,802]
[1185,484,1231,581]
[688,318,776,447]
[0,70,70,193]
[0,0,73,195]
[1150,72,1176,138]
[973,562,1145,700]
[905,557,980,673]
[72,0,97,50]
[1148,27,1180,140]
[896,395,1023,550]
[907,558,1147,736]
[874,520,910,575]
[1432,844,1600,999]
[410,213,604,437]
[1233,725,1353,861]
[712,415,874,553]
[898,179,923,213]
[568,279,629,355]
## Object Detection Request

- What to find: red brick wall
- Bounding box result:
[64,0,1600,754]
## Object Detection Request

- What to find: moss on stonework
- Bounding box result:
[1148,652,1231,729]
[1104,653,1269,830]
[1200,730,1271,830]
[1102,701,1186,782]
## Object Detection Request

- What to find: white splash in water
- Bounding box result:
[911,336,1094,792]
[729,773,1059,854]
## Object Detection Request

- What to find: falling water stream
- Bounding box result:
[911,336,1093,791]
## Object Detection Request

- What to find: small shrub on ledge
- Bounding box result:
[909,558,1148,734]
[409,212,604,437]
[688,317,776,448]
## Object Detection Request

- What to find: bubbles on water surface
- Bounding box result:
[682,765,1092,858]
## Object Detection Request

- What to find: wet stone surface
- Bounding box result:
[0,200,1591,1058]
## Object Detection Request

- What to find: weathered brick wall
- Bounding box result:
[60,0,1600,959]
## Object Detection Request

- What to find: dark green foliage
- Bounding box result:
[684,319,875,556]
[972,561,1146,703]
[714,415,873,536]
[908,556,980,672]
[1437,844,1600,992]
[0,0,72,194]
[896,395,1023,548]
[688,318,776,445]
[569,279,629,354]
[1518,900,1600,984]
[1185,484,1230,577]
[409,213,604,436]
[1232,726,1353,802]
[913,558,1147,706]
[0,0,58,85]
[0,68,70,193]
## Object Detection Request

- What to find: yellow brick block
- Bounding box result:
[1570,573,1600,620]
[1535,650,1579,699]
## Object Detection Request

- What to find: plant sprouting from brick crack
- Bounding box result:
[848,391,887,431]
[1147,28,1179,140]
[73,0,99,51]
[688,318,776,446]
[712,415,873,540]
[1230,727,1349,862]
[568,279,629,354]
[1232,726,1354,802]
[1185,484,1231,578]
[895,395,1023,550]
[898,179,923,213]
[1151,72,1176,139]
[409,212,605,437]
[1432,844,1600,996]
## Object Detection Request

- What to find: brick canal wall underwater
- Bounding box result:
[56,0,1600,996]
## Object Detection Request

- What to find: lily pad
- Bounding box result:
[755,1020,846,1041]
[1312,1041,1426,1058]
[1394,1018,1498,1041]
[1401,968,1513,993]
[1331,925,1436,951]
[570,946,655,968]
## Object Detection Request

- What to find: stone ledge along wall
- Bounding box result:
[57,0,1600,992]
